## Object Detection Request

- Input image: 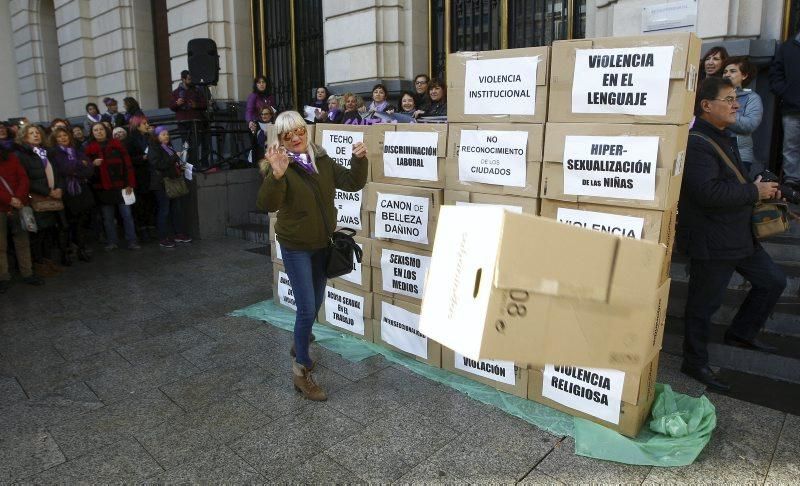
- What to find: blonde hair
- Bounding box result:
[259,110,310,175]
[16,124,44,146]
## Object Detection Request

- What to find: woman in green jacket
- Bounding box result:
[257,111,368,401]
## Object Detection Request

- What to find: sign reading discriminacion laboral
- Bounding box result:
[277,271,296,311]
[454,352,516,386]
[322,130,364,229]
[562,135,660,200]
[380,302,428,359]
[375,192,430,244]
[464,56,539,115]
[556,207,645,239]
[380,248,431,300]
[324,286,366,336]
[571,46,674,115]
[542,364,625,424]
[383,131,440,182]
[458,130,529,187]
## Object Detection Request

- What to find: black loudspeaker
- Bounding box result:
[187,38,220,85]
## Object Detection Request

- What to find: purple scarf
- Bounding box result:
[32,146,49,167]
[161,143,176,156]
[369,100,388,113]
[328,109,341,121]
[0,139,13,150]
[287,151,315,175]
[59,145,84,196]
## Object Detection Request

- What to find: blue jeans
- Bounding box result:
[282,247,328,368]
[101,203,137,245]
[683,247,786,368]
[782,114,800,183]
[154,188,186,239]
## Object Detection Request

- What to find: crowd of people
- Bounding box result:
[0,91,193,293]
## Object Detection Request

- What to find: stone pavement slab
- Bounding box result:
[143,444,264,484]
[536,437,651,484]
[0,425,66,484]
[765,413,800,484]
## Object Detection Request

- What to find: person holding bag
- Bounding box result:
[256,111,368,401]
[0,145,43,292]
[148,126,191,248]
[48,127,95,262]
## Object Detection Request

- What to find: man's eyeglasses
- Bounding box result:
[281,127,307,141]
[713,96,737,105]
[415,80,428,85]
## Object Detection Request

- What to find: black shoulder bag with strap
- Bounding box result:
[690,132,790,239]
[289,164,363,278]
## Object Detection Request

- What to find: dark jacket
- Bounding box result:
[676,118,760,260]
[126,132,151,191]
[85,139,136,205]
[49,145,95,213]
[424,100,447,117]
[342,111,362,125]
[414,92,432,113]
[0,150,29,213]
[170,82,208,121]
[16,143,64,228]
[256,143,368,251]
[769,34,800,114]
[147,141,182,191]
[102,111,126,128]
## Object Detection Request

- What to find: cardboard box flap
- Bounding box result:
[553,33,696,80]
[493,213,618,302]
[606,236,666,306]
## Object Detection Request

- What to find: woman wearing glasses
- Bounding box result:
[257,111,368,401]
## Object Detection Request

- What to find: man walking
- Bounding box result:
[677,77,787,391]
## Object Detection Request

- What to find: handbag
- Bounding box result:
[690,133,790,239]
[163,176,189,199]
[29,192,64,212]
[0,175,37,232]
[290,164,363,278]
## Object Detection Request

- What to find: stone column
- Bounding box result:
[0,1,22,119]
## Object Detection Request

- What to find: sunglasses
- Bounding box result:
[281,126,307,142]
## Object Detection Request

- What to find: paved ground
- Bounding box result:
[0,237,797,484]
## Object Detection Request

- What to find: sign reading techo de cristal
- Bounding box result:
[322,130,364,229]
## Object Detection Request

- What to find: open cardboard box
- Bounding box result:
[419,206,669,374]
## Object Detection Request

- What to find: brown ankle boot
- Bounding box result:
[292,362,327,401]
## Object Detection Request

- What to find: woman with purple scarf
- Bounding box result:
[49,127,95,262]
[0,122,15,151]
[246,75,276,133]
[148,126,191,248]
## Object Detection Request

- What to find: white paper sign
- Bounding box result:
[556,208,645,239]
[184,163,194,181]
[542,364,625,425]
[383,131,440,182]
[571,46,674,115]
[454,352,516,386]
[380,302,428,359]
[274,240,283,261]
[277,271,296,311]
[464,56,539,115]
[458,130,528,187]
[339,243,364,286]
[324,286,365,336]
[380,248,431,300]
[322,130,365,230]
[374,192,430,244]
[122,189,136,206]
[303,105,317,122]
[562,135,660,200]
[455,201,523,214]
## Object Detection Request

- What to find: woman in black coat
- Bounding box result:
[148,126,191,248]
[127,116,155,238]
[15,124,68,272]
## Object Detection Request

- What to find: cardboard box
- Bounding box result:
[448,47,550,124]
[442,347,529,399]
[419,206,669,374]
[541,122,687,211]
[445,123,544,197]
[365,183,444,251]
[331,236,373,291]
[371,124,448,188]
[539,199,677,283]
[444,190,540,215]
[373,295,441,367]
[370,240,433,304]
[548,33,701,125]
[318,281,374,341]
[314,123,395,167]
[528,353,660,438]
[271,263,296,312]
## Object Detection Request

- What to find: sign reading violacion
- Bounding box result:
[454,352,516,386]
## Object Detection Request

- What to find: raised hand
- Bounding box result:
[267,145,291,179]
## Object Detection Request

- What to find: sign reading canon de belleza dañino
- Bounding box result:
[375,192,430,244]
[322,130,364,230]
[562,135,659,200]
[324,286,365,336]
[458,130,528,187]
[542,364,625,424]
[571,46,674,115]
[464,56,539,115]
[383,131,439,182]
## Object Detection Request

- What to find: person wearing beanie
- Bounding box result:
[102,97,126,128]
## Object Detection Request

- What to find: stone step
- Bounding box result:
[662,316,800,384]
[669,255,800,299]
[225,223,269,245]
[667,279,800,337]
[760,230,800,261]
[248,210,270,226]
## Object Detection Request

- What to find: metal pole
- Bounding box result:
[290,0,298,110]
[567,0,575,40]
[428,0,433,76]
[500,0,508,49]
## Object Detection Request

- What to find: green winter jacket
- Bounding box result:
[257,143,368,251]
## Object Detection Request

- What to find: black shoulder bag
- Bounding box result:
[289,164,363,278]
